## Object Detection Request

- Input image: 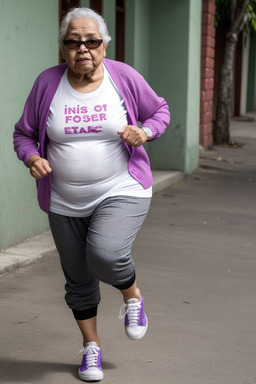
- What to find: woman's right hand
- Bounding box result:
[27,155,52,180]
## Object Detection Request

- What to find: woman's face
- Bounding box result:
[62,17,107,78]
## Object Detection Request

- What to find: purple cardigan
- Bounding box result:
[13,58,170,214]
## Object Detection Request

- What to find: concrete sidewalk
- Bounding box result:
[0,114,255,384]
[0,170,183,275]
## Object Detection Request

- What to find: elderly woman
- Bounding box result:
[13,7,170,382]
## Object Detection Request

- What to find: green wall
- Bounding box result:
[125,0,151,81]
[0,0,59,249]
[147,0,201,172]
[125,0,201,173]
[185,0,201,173]
[80,0,90,7]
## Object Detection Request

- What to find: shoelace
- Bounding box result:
[118,300,141,326]
[80,346,100,369]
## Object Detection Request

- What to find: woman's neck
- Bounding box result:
[67,63,104,93]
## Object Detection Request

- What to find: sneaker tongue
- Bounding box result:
[127,298,139,304]
[85,341,98,347]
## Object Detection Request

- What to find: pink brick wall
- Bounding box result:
[200,0,216,147]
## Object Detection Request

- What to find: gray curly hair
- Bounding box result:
[59,7,111,48]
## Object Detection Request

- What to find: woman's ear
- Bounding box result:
[103,42,109,58]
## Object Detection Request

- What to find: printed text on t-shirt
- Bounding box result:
[64,104,108,134]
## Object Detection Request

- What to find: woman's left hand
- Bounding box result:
[118,125,148,147]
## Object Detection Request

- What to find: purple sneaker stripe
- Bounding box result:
[79,347,103,372]
[125,296,146,326]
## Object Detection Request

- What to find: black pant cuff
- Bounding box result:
[72,305,98,320]
[112,272,136,290]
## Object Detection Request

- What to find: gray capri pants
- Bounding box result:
[49,196,151,320]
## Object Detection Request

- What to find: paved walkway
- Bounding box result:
[0,114,255,384]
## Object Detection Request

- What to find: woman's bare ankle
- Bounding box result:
[122,288,141,303]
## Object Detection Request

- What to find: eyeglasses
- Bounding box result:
[63,38,103,50]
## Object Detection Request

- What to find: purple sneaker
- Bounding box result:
[78,342,103,382]
[119,295,148,340]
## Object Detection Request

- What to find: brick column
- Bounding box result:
[200,0,216,147]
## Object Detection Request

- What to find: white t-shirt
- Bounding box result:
[46,64,152,217]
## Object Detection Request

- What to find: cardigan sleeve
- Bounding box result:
[120,66,170,141]
[13,78,41,166]
[102,59,170,141]
[13,64,67,167]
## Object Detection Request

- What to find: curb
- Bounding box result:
[0,231,55,275]
[152,170,183,194]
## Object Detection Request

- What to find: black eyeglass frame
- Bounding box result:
[63,38,103,50]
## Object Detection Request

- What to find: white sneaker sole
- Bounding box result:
[78,369,104,381]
